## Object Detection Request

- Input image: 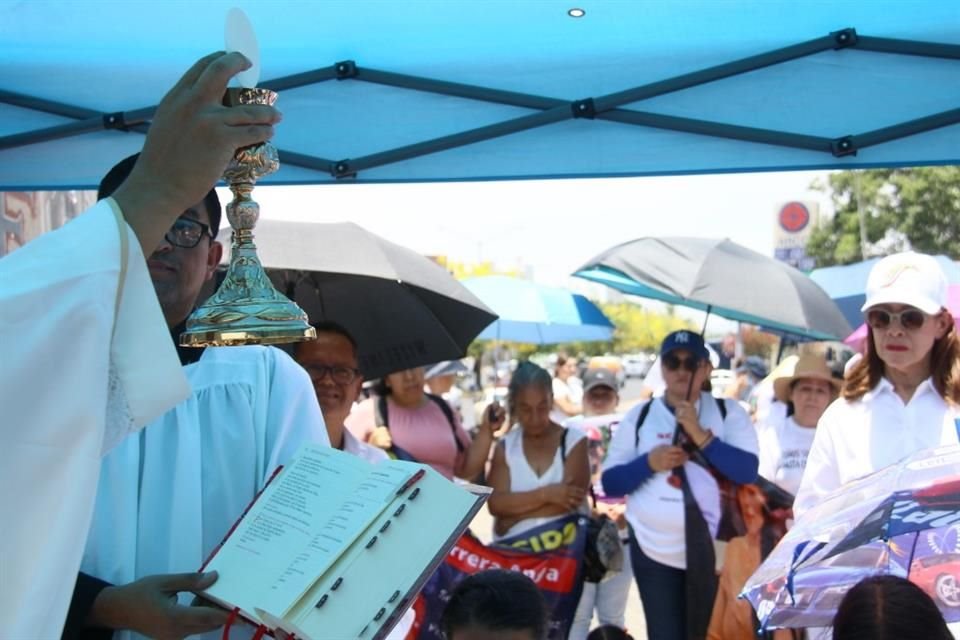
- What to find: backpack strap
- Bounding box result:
[375,395,389,429]
[714,396,728,421]
[634,400,654,449]
[426,393,465,453]
[560,427,568,462]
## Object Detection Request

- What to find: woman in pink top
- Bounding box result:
[346,366,503,480]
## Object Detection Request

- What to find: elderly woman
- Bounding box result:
[346,366,502,481]
[757,353,841,497]
[794,251,960,518]
[487,361,590,540]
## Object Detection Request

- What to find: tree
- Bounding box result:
[599,302,696,353]
[806,166,960,266]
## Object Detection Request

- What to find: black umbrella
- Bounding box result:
[221,220,497,379]
[574,237,851,340]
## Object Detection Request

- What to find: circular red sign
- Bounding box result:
[779,202,810,233]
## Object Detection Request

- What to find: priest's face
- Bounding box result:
[147,201,223,327]
[295,331,364,435]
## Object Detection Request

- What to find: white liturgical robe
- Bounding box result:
[0,200,189,639]
[82,344,329,639]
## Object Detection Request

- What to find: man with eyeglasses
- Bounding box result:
[75,154,328,640]
[1,52,281,640]
[294,322,385,463]
[293,323,417,640]
[601,330,758,640]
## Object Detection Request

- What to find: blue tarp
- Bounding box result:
[1,0,958,189]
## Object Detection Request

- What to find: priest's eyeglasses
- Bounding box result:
[166,217,212,249]
[305,364,362,385]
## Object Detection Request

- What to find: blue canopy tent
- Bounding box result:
[1,0,958,189]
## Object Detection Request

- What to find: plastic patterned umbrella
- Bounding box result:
[742,445,960,630]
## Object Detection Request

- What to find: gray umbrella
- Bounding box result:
[574,237,851,340]
[220,220,496,378]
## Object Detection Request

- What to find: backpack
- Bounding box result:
[374,393,464,462]
[633,396,746,541]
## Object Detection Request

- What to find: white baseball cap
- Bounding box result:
[861,252,948,315]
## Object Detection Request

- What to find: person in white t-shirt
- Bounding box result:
[601,331,759,640]
[551,353,583,424]
[564,368,633,640]
[758,354,840,497]
[794,252,960,519]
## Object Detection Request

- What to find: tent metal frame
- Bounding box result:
[2,28,959,180]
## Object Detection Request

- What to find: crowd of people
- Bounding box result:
[2,52,959,640]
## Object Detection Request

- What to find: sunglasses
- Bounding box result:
[662,353,702,372]
[866,308,928,331]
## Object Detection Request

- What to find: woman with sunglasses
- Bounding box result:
[794,252,960,518]
[601,331,759,640]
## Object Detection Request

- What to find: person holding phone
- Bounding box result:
[794,251,960,518]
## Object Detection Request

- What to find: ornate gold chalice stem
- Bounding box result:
[180,88,315,347]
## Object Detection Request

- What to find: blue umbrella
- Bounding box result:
[461,276,614,344]
[810,255,960,329]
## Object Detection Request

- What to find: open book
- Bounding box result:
[198,442,491,640]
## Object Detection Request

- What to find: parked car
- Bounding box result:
[623,353,654,378]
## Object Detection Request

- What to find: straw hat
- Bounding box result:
[773,353,841,403]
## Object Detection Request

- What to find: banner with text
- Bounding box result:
[412,514,587,640]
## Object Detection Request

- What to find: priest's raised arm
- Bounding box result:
[0,52,282,640]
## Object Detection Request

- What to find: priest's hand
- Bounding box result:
[88,571,229,640]
[112,51,282,254]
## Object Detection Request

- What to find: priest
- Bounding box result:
[0,51,281,640]
[76,152,329,640]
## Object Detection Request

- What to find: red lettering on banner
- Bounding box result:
[445,533,579,593]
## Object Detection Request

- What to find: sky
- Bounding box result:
[242,168,833,284]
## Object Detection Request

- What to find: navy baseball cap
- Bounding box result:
[660,330,710,361]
